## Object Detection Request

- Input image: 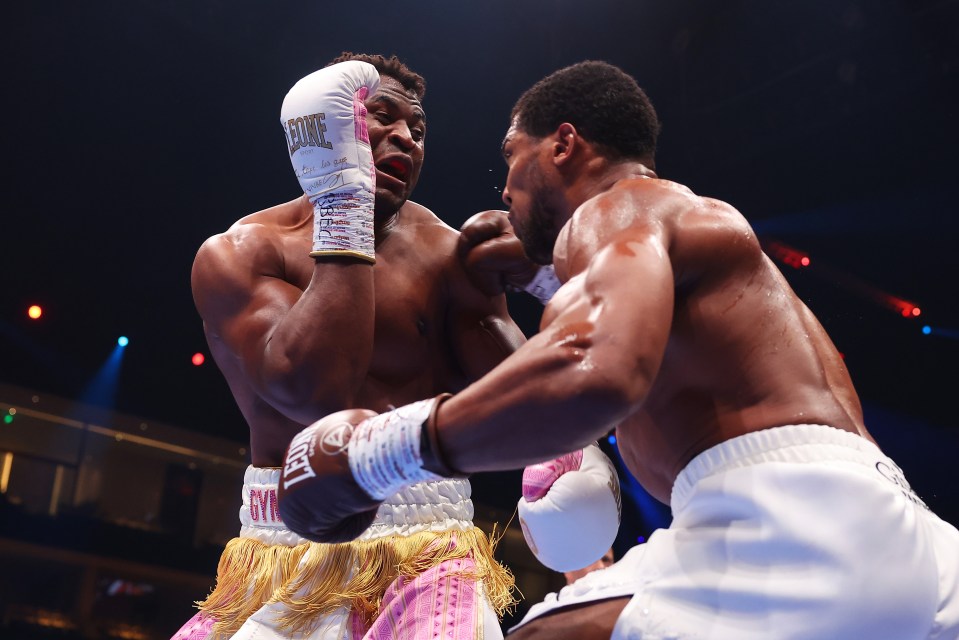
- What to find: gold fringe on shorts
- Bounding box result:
[197,526,516,639]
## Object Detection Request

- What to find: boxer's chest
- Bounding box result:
[283,228,456,398]
[366,251,450,385]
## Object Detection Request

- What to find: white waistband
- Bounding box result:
[238,466,474,545]
[670,424,891,512]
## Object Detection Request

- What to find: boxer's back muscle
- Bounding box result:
[564,179,870,502]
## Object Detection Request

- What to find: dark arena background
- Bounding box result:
[3,1,958,637]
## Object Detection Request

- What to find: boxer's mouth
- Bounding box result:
[376,155,412,183]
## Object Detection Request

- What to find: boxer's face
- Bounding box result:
[365,76,426,216]
[501,120,560,265]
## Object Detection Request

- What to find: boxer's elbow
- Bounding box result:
[267,376,356,419]
[565,366,640,427]
[541,320,651,415]
[544,343,640,427]
[258,354,360,421]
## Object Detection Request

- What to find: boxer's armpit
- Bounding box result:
[507,596,630,640]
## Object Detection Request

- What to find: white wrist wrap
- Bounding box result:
[281,61,379,262]
[309,193,375,261]
[523,264,562,304]
[348,398,443,500]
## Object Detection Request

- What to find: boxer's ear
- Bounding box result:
[551,123,579,167]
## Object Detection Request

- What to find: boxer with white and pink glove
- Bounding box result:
[518,444,621,572]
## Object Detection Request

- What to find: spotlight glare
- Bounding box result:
[117,336,129,347]
[608,434,617,445]
[911,307,921,317]
[192,352,205,366]
[922,326,932,335]
[800,256,810,267]
[27,305,43,320]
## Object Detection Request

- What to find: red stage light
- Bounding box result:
[27,305,42,320]
[192,353,205,366]
[764,241,810,270]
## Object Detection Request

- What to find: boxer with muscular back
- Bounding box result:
[278,61,959,639]
[173,53,594,640]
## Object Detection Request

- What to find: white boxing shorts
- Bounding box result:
[174,467,509,640]
[512,424,959,640]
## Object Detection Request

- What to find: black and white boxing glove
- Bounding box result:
[281,60,380,262]
[277,396,458,543]
[518,443,621,572]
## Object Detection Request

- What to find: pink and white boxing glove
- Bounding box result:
[518,443,621,572]
[281,61,379,262]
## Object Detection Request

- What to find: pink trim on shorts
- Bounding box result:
[360,557,479,640]
[170,611,216,640]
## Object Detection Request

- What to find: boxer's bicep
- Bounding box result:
[192,235,301,369]
[576,232,675,408]
[192,231,374,421]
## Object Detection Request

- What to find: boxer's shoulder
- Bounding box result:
[194,201,305,294]
[387,200,462,264]
[397,200,457,237]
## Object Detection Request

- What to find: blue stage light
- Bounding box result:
[117,336,129,347]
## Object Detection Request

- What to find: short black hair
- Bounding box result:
[328,52,426,100]
[511,61,660,163]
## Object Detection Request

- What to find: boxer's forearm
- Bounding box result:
[260,60,381,422]
[434,236,674,473]
[433,328,636,473]
[257,261,376,422]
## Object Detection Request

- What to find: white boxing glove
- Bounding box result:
[281,61,380,262]
[518,443,621,572]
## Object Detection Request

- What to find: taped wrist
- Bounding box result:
[347,397,446,500]
[419,393,465,477]
[308,190,376,262]
[523,264,562,304]
[307,87,375,263]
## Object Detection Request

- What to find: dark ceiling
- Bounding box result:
[4,0,958,526]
